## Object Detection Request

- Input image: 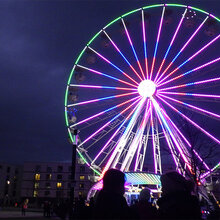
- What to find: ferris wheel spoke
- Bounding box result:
[141,9,149,79]
[121,18,145,79]
[77,96,142,149]
[159,104,211,171]
[157,57,220,87]
[159,91,220,99]
[157,33,220,85]
[157,95,220,145]
[67,91,138,107]
[156,16,209,84]
[100,97,146,178]
[102,30,142,81]
[77,65,137,88]
[69,83,137,91]
[158,93,220,120]
[121,100,151,172]
[88,46,139,85]
[150,6,165,80]
[155,108,184,174]
[158,76,220,92]
[70,95,140,128]
[154,8,188,82]
[151,97,192,172]
[91,98,141,166]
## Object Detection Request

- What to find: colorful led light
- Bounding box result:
[154,8,187,82]
[150,6,165,80]
[156,16,209,84]
[158,95,220,145]
[121,18,145,79]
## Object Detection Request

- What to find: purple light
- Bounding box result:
[158,77,220,92]
[88,46,139,85]
[68,91,138,107]
[121,18,145,79]
[157,95,220,145]
[150,6,165,80]
[69,84,137,91]
[103,30,143,81]
[159,91,220,99]
[71,95,140,128]
[156,16,209,84]
[77,65,137,88]
[78,96,142,149]
[157,33,220,85]
[158,57,220,87]
[154,8,187,82]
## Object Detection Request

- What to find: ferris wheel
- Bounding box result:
[65,4,220,179]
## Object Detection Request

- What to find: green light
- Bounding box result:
[104,17,121,29]
[142,4,163,10]
[190,6,209,15]
[121,8,141,18]
[87,30,102,45]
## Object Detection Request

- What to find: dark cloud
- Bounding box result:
[0,0,219,165]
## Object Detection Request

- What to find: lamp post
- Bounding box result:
[69,129,78,220]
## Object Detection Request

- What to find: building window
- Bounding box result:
[57,182,62,188]
[57,174,62,180]
[56,191,61,198]
[57,166,63,172]
[79,176,85,180]
[46,174,52,180]
[35,165,41,172]
[35,174,40,181]
[45,182,51,189]
[7,167,11,173]
[78,191,83,196]
[79,183,84,189]
[80,166,85,173]
[45,191,50,196]
[33,190,38,197]
[47,167,52,173]
[34,183,39,189]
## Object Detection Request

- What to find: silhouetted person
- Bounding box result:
[157,171,201,219]
[131,188,158,220]
[94,169,135,219]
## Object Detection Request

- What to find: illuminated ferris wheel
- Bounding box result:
[65,4,220,179]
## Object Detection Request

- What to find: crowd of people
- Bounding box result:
[65,169,219,220]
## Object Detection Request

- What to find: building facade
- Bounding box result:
[0,163,22,206]
[20,159,95,204]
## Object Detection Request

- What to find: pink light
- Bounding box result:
[159,91,220,99]
[92,97,142,165]
[159,93,220,120]
[151,98,192,172]
[77,65,137,88]
[154,8,187,82]
[68,91,138,107]
[121,18,145,79]
[72,95,140,128]
[88,46,139,85]
[156,16,209,84]
[157,33,220,85]
[69,84,137,91]
[142,10,149,79]
[157,95,220,145]
[78,96,142,149]
[150,6,165,80]
[158,57,220,87]
[158,77,220,92]
[103,30,143,81]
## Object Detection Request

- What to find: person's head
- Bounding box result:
[139,188,151,202]
[160,171,191,195]
[102,169,126,195]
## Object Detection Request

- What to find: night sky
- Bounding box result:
[0,0,219,165]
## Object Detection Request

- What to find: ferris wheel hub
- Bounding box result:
[138,80,156,98]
